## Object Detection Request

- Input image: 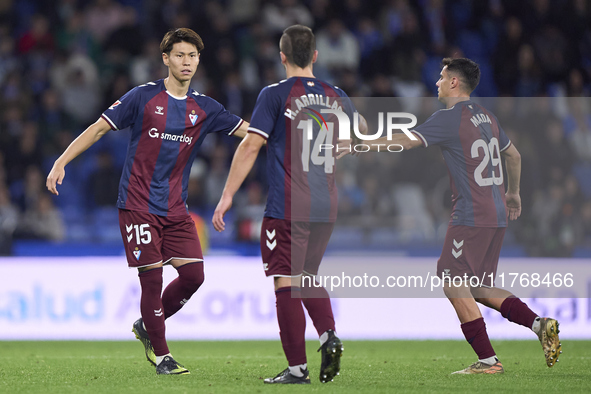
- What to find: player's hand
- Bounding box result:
[337,114,368,159]
[506,192,521,221]
[212,194,233,232]
[336,140,355,159]
[46,164,65,196]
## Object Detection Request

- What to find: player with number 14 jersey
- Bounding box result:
[213,25,361,385]
[248,75,355,223]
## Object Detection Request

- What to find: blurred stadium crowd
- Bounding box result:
[0,0,590,256]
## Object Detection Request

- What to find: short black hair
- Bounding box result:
[442,57,480,93]
[160,28,204,54]
[280,25,315,68]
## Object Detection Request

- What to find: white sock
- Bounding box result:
[479,356,498,365]
[532,317,541,334]
[156,353,172,366]
[289,364,307,377]
[319,331,330,346]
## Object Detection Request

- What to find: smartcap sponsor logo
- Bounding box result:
[148,128,193,145]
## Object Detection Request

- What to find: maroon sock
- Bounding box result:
[162,262,204,319]
[275,287,307,366]
[460,317,496,360]
[301,281,335,336]
[138,268,169,356]
[500,297,538,329]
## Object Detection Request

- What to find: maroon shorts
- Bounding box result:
[260,217,335,277]
[118,209,203,268]
[436,225,506,286]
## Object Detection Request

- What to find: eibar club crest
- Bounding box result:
[189,110,198,125]
[133,247,141,260]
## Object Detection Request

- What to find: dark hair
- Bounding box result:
[442,57,480,93]
[160,28,204,54]
[280,25,315,68]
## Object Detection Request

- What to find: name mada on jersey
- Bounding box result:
[470,113,492,127]
[284,94,343,120]
[148,128,193,145]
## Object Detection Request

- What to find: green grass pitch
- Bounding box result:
[1,340,590,393]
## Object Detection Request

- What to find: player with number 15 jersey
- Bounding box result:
[102,78,243,219]
[47,28,249,376]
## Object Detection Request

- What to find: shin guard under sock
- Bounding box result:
[138,267,169,356]
[460,317,496,360]
[275,287,307,366]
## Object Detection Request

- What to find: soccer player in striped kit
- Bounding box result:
[340,57,562,374]
[213,25,360,384]
[47,28,249,375]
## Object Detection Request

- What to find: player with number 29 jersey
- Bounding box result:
[411,99,511,227]
[354,58,561,375]
[248,76,354,223]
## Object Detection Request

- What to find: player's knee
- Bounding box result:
[443,283,470,299]
[178,262,205,292]
[137,267,163,293]
[442,284,456,298]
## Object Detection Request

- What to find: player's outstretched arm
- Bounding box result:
[232,121,250,139]
[337,131,421,159]
[502,143,522,221]
[46,117,112,195]
[232,121,267,146]
[336,114,368,159]
[212,132,266,232]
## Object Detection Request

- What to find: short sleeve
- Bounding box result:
[204,98,243,135]
[248,87,280,140]
[497,123,511,152]
[411,109,459,148]
[101,87,142,131]
[336,88,356,120]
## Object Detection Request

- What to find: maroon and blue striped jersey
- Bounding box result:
[411,100,511,227]
[248,77,355,222]
[101,79,243,216]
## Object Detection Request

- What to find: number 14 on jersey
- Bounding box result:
[298,119,335,174]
